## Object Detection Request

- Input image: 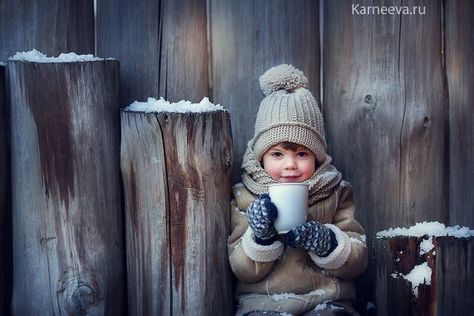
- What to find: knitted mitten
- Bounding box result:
[283,221,338,257]
[246,193,278,245]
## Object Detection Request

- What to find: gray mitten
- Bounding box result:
[246,193,278,245]
[283,221,337,257]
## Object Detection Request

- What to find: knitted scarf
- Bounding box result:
[241,144,342,206]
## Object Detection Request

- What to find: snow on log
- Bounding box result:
[375,222,474,316]
[8,52,125,315]
[121,98,233,315]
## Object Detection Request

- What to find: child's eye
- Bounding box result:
[297,152,308,158]
[271,152,283,158]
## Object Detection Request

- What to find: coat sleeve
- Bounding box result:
[309,181,368,280]
[227,199,284,283]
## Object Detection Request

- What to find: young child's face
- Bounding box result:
[262,143,316,183]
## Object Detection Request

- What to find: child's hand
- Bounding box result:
[283,221,337,257]
[246,193,278,245]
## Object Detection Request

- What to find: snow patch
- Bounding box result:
[403,262,432,297]
[0,62,5,66]
[376,221,474,238]
[270,289,326,301]
[125,97,225,113]
[350,237,365,246]
[367,301,375,310]
[9,49,107,63]
[314,302,344,311]
[419,237,434,255]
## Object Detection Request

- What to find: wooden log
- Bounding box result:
[0,0,94,61]
[120,110,233,315]
[0,64,12,315]
[445,0,474,227]
[8,60,125,315]
[323,1,449,310]
[96,0,209,107]
[209,0,320,181]
[375,236,474,316]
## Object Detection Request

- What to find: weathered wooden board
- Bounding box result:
[157,111,233,315]
[96,0,209,107]
[434,237,474,315]
[209,0,320,181]
[9,60,125,315]
[324,1,448,310]
[0,64,11,315]
[120,112,171,316]
[375,236,474,316]
[0,0,94,61]
[445,0,474,227]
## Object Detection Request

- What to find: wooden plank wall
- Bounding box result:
[0,64,11,316]
[96,0,209,108]
[445,0,474,227]
[209,0,320,181]
[323,0,449,311]
[0,0,94,61]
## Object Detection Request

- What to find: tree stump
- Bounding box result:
[121,110,233,315]
[8,59,125,315]
[375,236,474,315]
[0,63,12,315]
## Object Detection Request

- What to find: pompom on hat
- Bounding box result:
[250,64,327,163]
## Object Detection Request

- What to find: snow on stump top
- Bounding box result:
[376,221,474,239]
[9,49,111,63]
[124,97,226,113]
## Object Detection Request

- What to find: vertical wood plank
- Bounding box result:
[96,0,209,107]
[9,60,125,315]
[120,112,171,316]
[434,237,474,315]
[157,112,233,315]
[209,0,320,181]
[0,0,94,61]
[445,0,474,227]
[0,64,11,315]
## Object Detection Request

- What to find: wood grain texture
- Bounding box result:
[434,237,474,315]
[157,111,233,315]
[0,0,94,61]
[375,236,474,316]
[0,64,11,315]
[96,0,209,108]
[120,112,171,316]
[324,1,449,309]
[209,0,320,181]
[445,0,474,227]
[9,60,125,315]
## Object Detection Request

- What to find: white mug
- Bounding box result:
[268,183,309,234]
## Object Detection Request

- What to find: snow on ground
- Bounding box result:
[125,97,225,113]
[9,49,108,63]
[376,221,474,238]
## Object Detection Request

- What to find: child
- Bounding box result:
[228,64,368,316]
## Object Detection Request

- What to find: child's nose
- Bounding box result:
[283,156,297,169]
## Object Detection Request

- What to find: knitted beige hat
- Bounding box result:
[250,64,326,163]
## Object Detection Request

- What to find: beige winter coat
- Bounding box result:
[227,181,368,315]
